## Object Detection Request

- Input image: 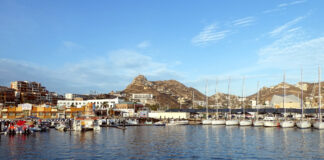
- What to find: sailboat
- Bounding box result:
[226,77,239,126]
[313,65,324,129]
[280,72,295,128]
[240,77,252,126]
[212,79,226,125]
[253,81,264,126]
[296,68,311,129]
[202,80,212,125]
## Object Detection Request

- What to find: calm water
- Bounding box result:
[1,126,324,159]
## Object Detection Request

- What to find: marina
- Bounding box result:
[1,125,324,159]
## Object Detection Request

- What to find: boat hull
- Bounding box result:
[239,120,252,126]
[212,119,226,125]
[264,121,278,127]
[253,120,264,127]
[202,119,212,125]
[225,120,239,126]
[296,120,311,129]
[280,121,295,128]
[313,121,324,129]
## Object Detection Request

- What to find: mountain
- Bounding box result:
[123,75,208,109]
[122,75,324,109]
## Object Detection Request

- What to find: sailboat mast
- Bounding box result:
[301,68,304,118]
[228,77,231,120]
[205,80,209,119]
[319,66,322,121]
[256,81,260,116]
[215,79,218,119]
[283,72,286,117]
[242,77,245,119]
[192,90,195,109]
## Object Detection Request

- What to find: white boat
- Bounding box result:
[240,119,252,126]
[166,119,189,126]
[314,66,324,129]
[73,120,82,131]
[280,73,295,128]
[202,119,212,125]
[239,77,252,126]
[202,80,212,125]
[280,120,295,128]
[253,82,264,127]
[263,114,278,127]
[55,123,66,131]
[296,120,311,129]
[212,119,226,125]
[253,120,264,127]
[126,119,139,125]
[313,121,324,129]
[93,120,101,131]
[226,119,239,126]
[296,69,311,129]
[154,121,165,126]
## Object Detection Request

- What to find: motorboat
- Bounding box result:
[280,120,295,128]
[263,114,278,127]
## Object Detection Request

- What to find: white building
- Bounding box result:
[57,97,123,109]
[148,111,190,119]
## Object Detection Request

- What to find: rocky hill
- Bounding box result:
[123,75,324,109]
[123,75,211,109]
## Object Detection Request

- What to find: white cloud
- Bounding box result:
[264,0,307,13]
[137,41,150,49]
[269,16,305,37]
[232,17,255,27]
[192,24,229,46]
[0,50,183,94]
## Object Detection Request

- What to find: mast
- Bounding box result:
[242,77,245,119]
[228,77,231,120]
[301,68,304,119]
[256,81,260,118]
[283,72,286,118]
[215,79,219,119]
[205,80,209,120]
[319,66,322,121]
[192,90,195,109]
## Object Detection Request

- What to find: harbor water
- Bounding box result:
[1,125,324,159]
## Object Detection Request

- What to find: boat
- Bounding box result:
[55,122,67,131]
[126,119,139,126]
[212,79,226,125]
[314,66,324,129]
[280,72,295,128]
[202,80,212,125]
[239,77,252,126]
[296,69,311,129]
[166,119,189,125]
[263,114,278,127]
[154,121,166,126]
[225,77,239,126]
[253,81,264,127]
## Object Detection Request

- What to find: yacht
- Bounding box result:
[263,114,278,127]
[225,77,239,126]
[253,81,263,127]
[296,69,311,129]
[211,79,226,125]
[202,80,212,125]
[314,66,324,129]
[239,77,252,126]
[280,73,295,128]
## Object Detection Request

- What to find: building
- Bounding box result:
[0,86,15,107]
[148,111,190,119]
[57,97,123,109]
[114,102,144,117]
[131,93,154,104]
[270,95,301,109]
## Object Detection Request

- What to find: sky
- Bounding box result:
[1,0,324,96]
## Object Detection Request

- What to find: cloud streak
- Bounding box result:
[269,16,305,37]
[192,24,229,46]
[264,0,307,13]
[137,41,150,49]
[232,17,255,27]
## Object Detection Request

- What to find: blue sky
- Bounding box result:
[1,0,324,96]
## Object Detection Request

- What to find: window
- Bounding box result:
[51,113,56,116]
[9,113,15,116]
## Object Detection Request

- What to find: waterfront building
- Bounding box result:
[57,97,123,109]
[0,86,15,107]
[114,102,144,117]
[148,111,190,119]
[270,95,301,108]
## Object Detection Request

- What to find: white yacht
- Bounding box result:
[225,77,239,126]
[211,80,226,125]
[253,81,263,127]
[280,73,295,128]
[239,77,252,126]
[202,80,212,125]
[263,114,278,127]
[296,69,311,129]
[314,66,324,129]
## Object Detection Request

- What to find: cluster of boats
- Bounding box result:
[0,120,49,135]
